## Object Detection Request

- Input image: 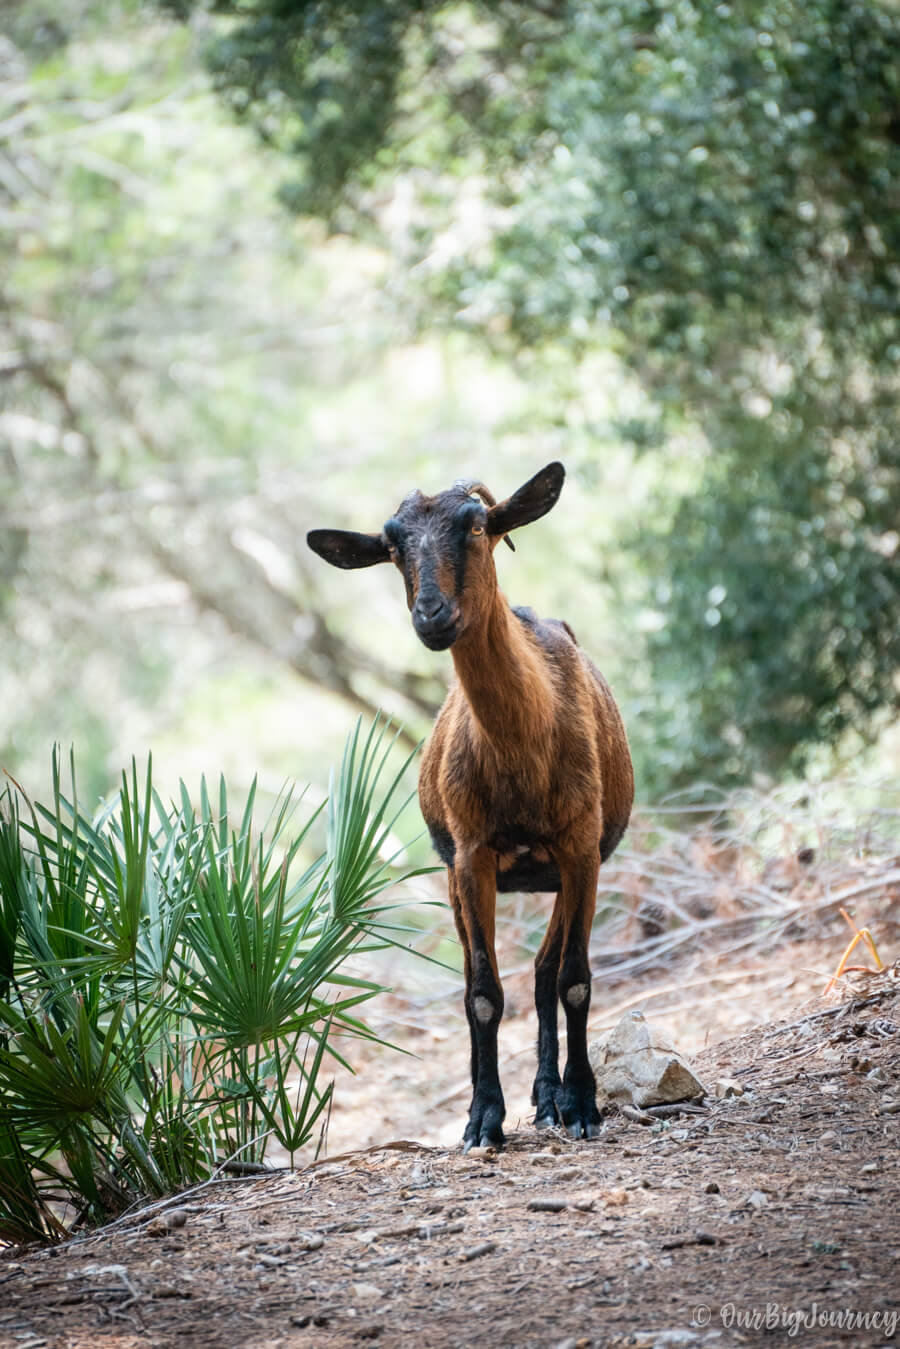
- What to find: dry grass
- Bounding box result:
[590,777,900,977]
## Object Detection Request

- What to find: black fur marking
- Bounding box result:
[429,833,618,886]
[532,922,563,1125]
[306,529,390,570]
[555,618,579,645]
[429,824,456,867]
[600,816,629,863]
[488,462,565,537]
[496,857,562,894]
[386,491,487,623]
[383,516,405,558]
[512,607,578,653]
[462,906,506,1149]
[556,919,600,1138]
[488,824,548,851]
[452,501,482,597]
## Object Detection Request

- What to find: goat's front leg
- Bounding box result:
[447,871,478,1099]
[453,846,505,1151]
[555,842,602,1140]
[532,893,564,1129]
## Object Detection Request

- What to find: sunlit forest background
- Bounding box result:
[3,0,899,841]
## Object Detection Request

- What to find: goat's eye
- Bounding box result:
[471,524,484,536]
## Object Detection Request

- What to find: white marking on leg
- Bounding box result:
[566,983,589,1009]
[473,996,494,1023]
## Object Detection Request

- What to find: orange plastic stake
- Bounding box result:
[823,909,884,994]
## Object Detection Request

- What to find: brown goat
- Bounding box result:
[308,463,634,1148]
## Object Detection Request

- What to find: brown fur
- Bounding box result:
[419,586,633,875]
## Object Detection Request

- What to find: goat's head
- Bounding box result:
[307,462,565,651]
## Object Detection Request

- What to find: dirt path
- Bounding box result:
[3,978,898,1349]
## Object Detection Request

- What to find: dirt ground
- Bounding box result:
[3,807,900,1349]
[3,964,899,1349]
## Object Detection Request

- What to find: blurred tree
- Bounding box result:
[1,2,448,794]
[168,0,900,786]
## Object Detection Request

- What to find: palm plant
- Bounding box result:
[0,717,430,1243]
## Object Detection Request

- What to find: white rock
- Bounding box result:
[588,1010,706,1108]
[351,1282,384,1301]
[714,1076,744,1098]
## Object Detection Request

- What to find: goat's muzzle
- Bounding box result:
[412,595,460,650]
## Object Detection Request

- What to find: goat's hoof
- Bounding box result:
[462,1127,505,1153]
[463,1091,506,1153]
[462,1103,506,1152]
[462,1135,503,1155]
[532,1079,562,1131]
[565,1119,601,1141]
[555,1082,601,1142]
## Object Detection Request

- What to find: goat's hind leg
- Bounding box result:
[532,894,564,1129]
[555,848,602,1140]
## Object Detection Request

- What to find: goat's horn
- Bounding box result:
[455,480,516,551]
[456,479,496,507]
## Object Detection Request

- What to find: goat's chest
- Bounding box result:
[440,739,562,841]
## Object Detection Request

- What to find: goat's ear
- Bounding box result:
[487,462,565,538]
[307,529,391,570]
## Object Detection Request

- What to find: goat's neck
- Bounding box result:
[450,591,554,751]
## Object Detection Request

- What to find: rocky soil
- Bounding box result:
[3,972,899,1349]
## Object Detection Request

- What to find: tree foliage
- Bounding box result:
[1,1,452,798]
[4,0,899,792]
[171,0,900,783]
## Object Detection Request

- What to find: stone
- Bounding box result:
[604,1186,629,1207]
[351,1282,384,1301]
[713,1077,744,1098]
[527,1196,568,1212]
[588,1011,706,1109]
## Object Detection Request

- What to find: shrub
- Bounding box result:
[0,717,428,1243]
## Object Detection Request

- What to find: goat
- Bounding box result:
[307,462,634,1148]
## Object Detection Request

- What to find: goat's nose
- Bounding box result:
[417,594,446,620]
